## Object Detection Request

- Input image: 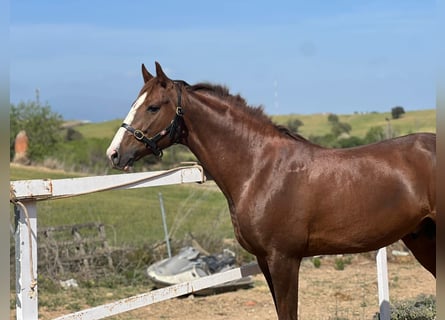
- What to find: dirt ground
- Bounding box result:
[34,254,435,320]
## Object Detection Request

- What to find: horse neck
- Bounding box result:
[181,91,282,202]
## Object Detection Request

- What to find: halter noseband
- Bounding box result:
[120,81,186,158]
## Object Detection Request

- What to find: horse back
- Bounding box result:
[355,132,435,190]
[389,132,435,175]
[342,132,435,168]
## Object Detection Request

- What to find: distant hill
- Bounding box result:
[74,109,436,140]
[272,109,435,138]
[73,119,123,140]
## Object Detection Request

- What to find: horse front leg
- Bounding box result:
[263,252,301,320]
[257,256,277,307]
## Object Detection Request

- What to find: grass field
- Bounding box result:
[75,119,122,139]
[272,109,436,138]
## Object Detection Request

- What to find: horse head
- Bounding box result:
[106,62,186,171]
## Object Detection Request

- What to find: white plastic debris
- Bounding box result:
[60,278,79,289]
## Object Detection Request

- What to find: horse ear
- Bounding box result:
[141,64,153,83]
[155,61,170,87]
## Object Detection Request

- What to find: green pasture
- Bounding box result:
[10,166,233,247]
[75,119,122,139]
[272,109,436,138]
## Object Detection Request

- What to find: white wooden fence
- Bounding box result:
[10,164,389,320]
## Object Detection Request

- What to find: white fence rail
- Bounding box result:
[10,164,389,320]
[54,263,261,320]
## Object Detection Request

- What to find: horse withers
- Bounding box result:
[106,62,436,320]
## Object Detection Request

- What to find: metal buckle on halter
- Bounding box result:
[133,129,145,141]
[176,106,184,116]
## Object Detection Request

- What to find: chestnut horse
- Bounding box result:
[107,62,436,320]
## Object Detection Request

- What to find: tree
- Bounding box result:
[286,118,304,133]
[331,121,352,137]
[327,113,339,124]
[10,101,63,162]
[327,113,352,137]
[364,126,385,144]
[391,106,405,119]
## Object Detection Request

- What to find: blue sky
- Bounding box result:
[10,1,436,122]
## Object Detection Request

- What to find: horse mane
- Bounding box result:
[187,82,309,143]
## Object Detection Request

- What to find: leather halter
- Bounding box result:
[121,81,186,158]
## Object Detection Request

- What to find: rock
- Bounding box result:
[13,130,30,165]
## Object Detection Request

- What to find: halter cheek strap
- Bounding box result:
[120,123,164,157]
[121,82,186,158]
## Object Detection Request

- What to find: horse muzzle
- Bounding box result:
[107,149,135,172]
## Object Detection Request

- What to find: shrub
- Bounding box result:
[374,294,436,320]
[364,126,385,144]
[286,118,304,133]
[334,257,345,270]
[337,136,364,148]
[390,294,436,320]
[312,257,321,268]
[334,256,352,271]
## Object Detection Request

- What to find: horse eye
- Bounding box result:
[146,105,161,113]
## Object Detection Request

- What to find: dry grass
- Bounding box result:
[12,254,434,320]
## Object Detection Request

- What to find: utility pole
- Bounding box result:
[35,88,40,106]
[273,80,279,110]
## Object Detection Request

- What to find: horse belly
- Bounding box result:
[304,174,428,256]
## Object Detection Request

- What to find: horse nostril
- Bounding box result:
[110,150,120,165]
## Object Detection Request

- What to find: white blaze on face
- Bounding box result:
[106,92,147,159]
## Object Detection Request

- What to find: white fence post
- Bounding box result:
[14,200,38,320]
[376,247,390,320]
